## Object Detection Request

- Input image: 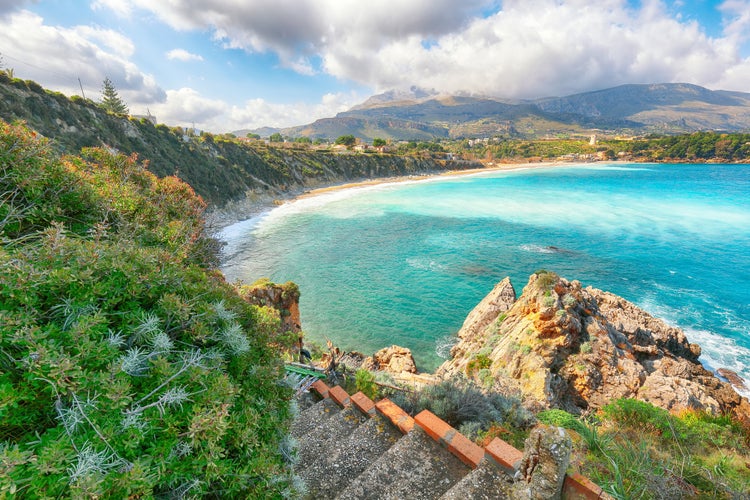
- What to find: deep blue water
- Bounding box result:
[220,163,750,393]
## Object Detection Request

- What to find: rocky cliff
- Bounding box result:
[438,271,750,424]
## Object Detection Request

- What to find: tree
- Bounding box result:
[373,138,387,147]
[99,77,129,114]
[269,132,284,142]
[335,134,356,147]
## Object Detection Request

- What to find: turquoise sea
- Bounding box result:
[220,163,750,395]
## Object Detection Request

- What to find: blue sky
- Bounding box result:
[1,0,749,132]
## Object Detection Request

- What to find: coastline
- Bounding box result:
[215,159,750,398]
[208,159,587,231]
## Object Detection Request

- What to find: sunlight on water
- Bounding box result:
[220,163,750,385]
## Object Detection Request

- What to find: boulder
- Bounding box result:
[363,345,418,374]
[513,425,572,500]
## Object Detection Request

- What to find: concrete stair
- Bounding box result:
[294,380,609,500]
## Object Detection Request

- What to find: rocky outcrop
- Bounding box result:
[441,278,516,376]
[515,426,572,500]
[362,345,418,374]
[239,279,301,333]
[439,272,750,425]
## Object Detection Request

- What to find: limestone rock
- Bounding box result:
[437,277,515,378]
[513,425,571,500]
[363,345,418,374]
[239,280,301,333]
[438,272,750,425]
[717,368,748,393]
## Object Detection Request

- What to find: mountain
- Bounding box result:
[268,83,750,141]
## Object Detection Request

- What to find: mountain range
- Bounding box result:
[244,83,750,141]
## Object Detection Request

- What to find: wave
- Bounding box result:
[406,257,447,273]
[520,244,558,254]
[435,334,459,360]
[636,297,750,398]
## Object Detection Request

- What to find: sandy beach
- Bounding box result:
[295,160,574,199]
[208,159,593,230]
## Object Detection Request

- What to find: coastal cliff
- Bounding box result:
[437,271,750,424]
[0,76,481,209]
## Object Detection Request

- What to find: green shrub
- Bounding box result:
[391,378,534,438]
[601,398,679,438]
[534,270,559,290]
[537,409,580,430]
[355,369,378,400]
[466,353,492,376]
[0,121,297,498]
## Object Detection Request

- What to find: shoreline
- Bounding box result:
[208,159,597,230]
[214,159,750,399]
[296,160,573,200]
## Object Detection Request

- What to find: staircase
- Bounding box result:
[292,380,609,499]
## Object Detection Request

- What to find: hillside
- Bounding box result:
[0,75,479,207]
[272,83,750,141]
[0,121,300,497]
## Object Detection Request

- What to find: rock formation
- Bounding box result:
[362,345,418,374]
[514,426,572,500]
[239,279,301,333]
[438,272,750,425]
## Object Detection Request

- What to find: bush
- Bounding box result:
[355,369,378,400]
[537,409,580,430]
[390,378,534,440]
[0,121,297,497]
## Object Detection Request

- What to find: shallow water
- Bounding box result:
[220,163,750,394]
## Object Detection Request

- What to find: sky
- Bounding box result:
[1,0,749,133]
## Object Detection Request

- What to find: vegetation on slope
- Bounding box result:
[455,131,750,163]
[0,75,478,208]
[539,399,750,498]
[0,121,298,497]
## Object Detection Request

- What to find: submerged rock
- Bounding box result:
[439,272,750,425]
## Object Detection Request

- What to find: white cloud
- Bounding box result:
[719,0,750,43]
[90,0,133,18]
[0,10,165,103]
[166,48,204,62]
[107,0,750,97]
[148,87,362,132]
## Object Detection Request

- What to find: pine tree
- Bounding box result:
[100,77,129,115]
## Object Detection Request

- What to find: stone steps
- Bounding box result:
[291,396,341,439]
[300,413,402,498]
[294,380,609,499]
[439,458,512,499]
[336,426,469,500]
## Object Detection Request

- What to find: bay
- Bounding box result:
[220,163,750,394]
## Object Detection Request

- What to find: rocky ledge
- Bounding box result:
[437,271,750,425]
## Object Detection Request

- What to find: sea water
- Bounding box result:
[220,163,750,395]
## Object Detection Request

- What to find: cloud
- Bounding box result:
[149,87,363,132]
[166,48,204,62]
[0,10,165,103]
[90,0,133,18]
[108,0,750,97]
[0,0,32,16]
[109,0,492,70]
[719,0,750,43]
